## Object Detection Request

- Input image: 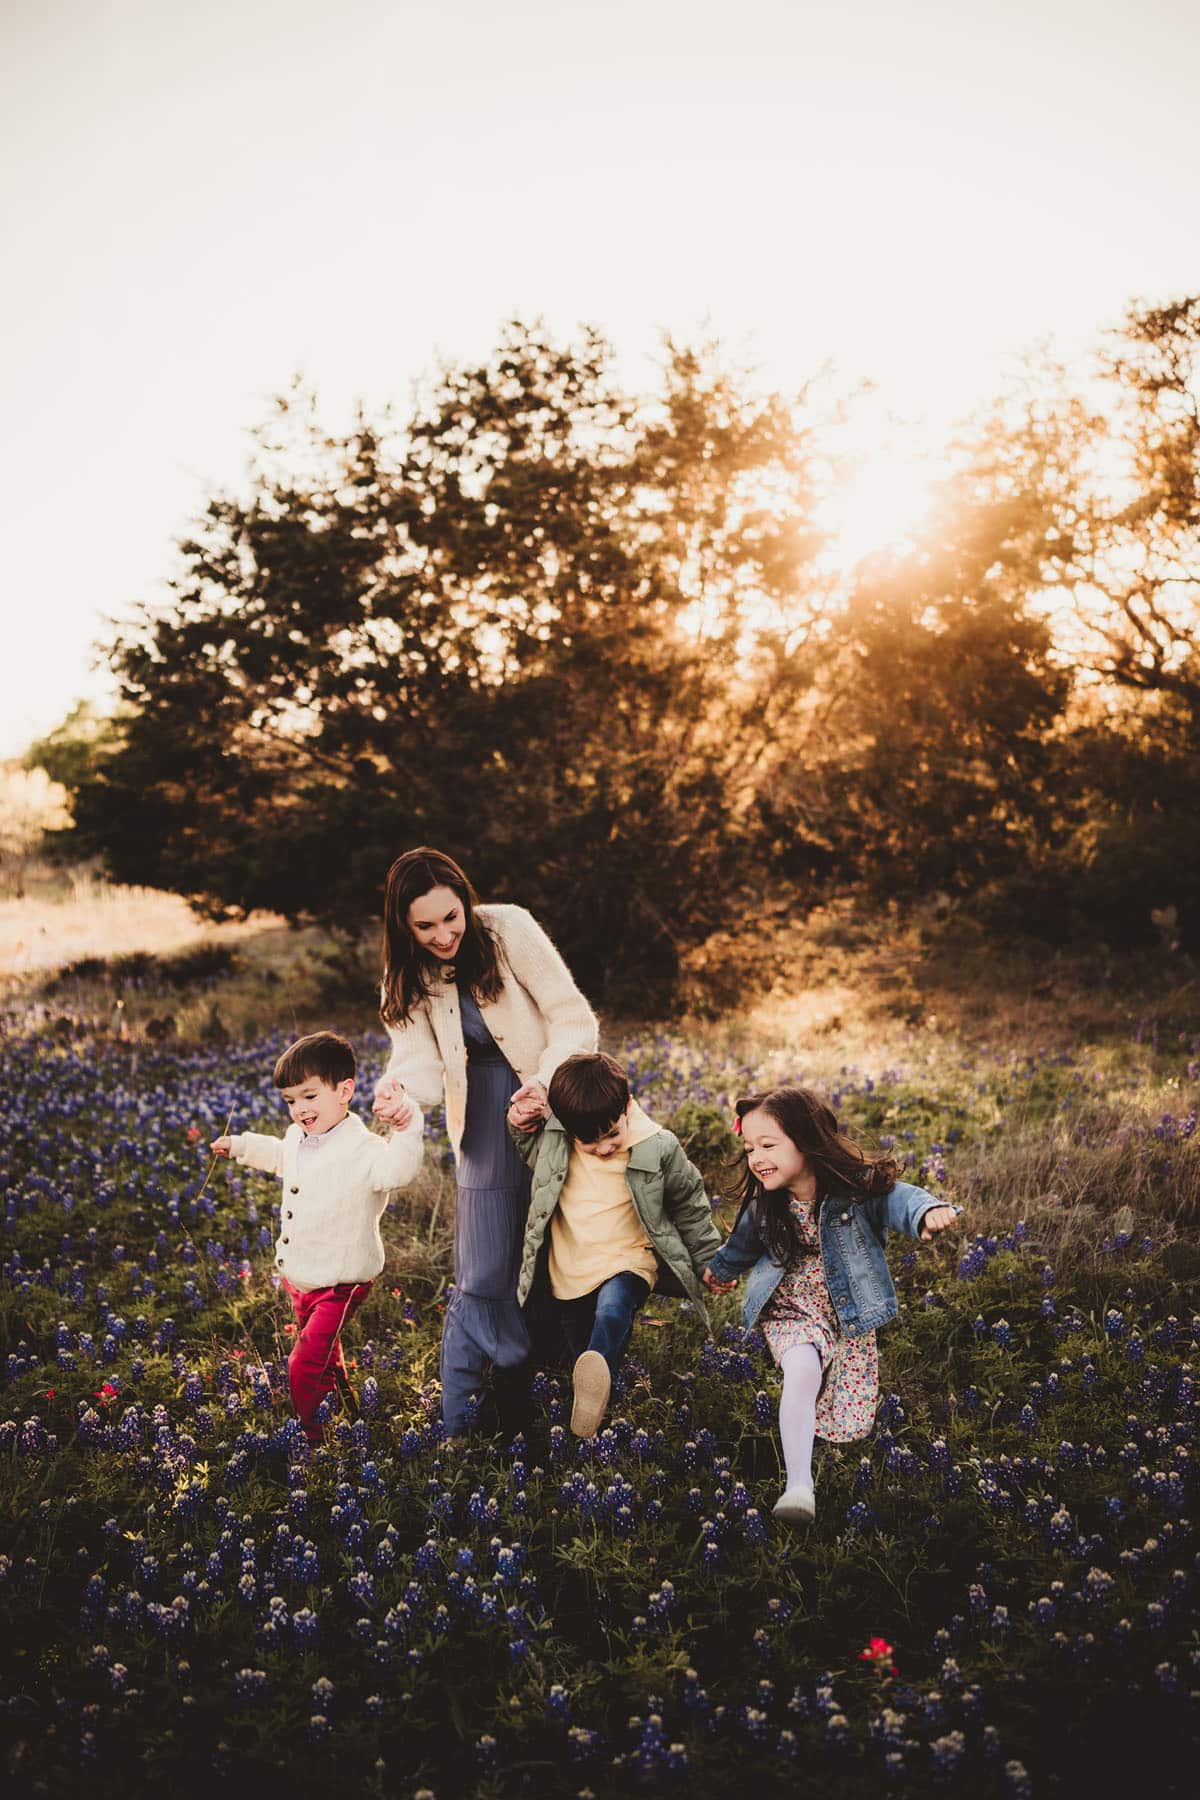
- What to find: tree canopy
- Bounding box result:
[54,302,1200,996]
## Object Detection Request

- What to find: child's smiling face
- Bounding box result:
[280,1074,355,1136]
[740,1106,813,1195]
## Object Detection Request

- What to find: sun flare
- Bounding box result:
[819,445,938,572]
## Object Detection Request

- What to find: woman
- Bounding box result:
[373,847,597,1433]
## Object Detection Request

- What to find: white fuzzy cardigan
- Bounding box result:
[382,903,597,1151]
[231,1106,425,1291]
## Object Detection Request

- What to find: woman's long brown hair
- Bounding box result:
[380,847,503,1026]
[730,1086,900,1265]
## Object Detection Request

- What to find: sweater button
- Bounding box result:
[285,1210,293,1219]
[290,1185,299,1194]
[282,1236,289,1244]
[276,1256,284,1266]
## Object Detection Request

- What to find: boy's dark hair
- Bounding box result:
[549,1051,630,1142]
[273,1031,357,1090]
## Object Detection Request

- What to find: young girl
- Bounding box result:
[703,1087,961,1525]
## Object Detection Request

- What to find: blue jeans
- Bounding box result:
[556,1271,651,1379]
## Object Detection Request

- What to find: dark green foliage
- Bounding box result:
[49,297,1200,988]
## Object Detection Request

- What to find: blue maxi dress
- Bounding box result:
[439,985,532,1430]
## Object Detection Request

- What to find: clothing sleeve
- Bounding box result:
[506,1113,548,1171]
[661,1138,723,1272]
[381,1005,445,1109]
[706,1202,763,1281]
[364,1104,427,1191]
[229,1131,285,1177]
[880,1180,941,1238]
[495,906,598,1087]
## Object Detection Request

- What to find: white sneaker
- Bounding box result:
[570,1351,611,1438]
[772,1483,816,1524]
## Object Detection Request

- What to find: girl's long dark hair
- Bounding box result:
[380,847,503,1026]
[730,1086,900,1266]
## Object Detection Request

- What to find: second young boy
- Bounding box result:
[508,1051,722,1438]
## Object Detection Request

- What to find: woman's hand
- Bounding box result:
[919,1204,962,1240]
[508,1081,549,1129]
[373,1075,410,1125]
[211,1136,233,1157]
[702,1266,736,1293]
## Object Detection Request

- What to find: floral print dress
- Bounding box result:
[759,1195,879,1443]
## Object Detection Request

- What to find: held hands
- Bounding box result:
[373,1075,414,1128]
[211,1136,233,1158]
[507,1080,550,1132]
[920,1204,963,1241]
[701,1266,736,1293]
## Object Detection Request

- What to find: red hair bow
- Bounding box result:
[732,1114,742,1136]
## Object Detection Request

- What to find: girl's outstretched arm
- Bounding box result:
[879,1181,962,1239]
[706,1204,763,1282]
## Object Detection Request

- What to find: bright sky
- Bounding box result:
[2,0,1198,756]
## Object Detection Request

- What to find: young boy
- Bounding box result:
[212,1030,424,1445]
[507,1051,722,1439]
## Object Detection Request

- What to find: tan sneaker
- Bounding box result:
[570,1351,611,1438]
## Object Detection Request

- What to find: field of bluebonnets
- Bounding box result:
[2,977,1199,1798]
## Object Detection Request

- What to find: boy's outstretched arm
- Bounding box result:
[221,1131,286,1177]
[506,1104,548,1169]
[368,1102,427,1191]
[661,1140,723,1270]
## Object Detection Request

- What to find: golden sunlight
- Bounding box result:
[818,442,938,572]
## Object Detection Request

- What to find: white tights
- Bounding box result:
[778,1343,823,1490]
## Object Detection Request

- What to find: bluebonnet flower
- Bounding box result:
[546,1684,571,1723]
[234,1668,267,1703]
[930,1731,966,1774]
[824,1712,851,1749]
[567,1725,602,1762]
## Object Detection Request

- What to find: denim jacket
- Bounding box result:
[706,1181,939,1338]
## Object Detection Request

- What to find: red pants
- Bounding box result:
[283,1278,372,1442]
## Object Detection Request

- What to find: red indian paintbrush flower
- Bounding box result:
[859,1637,897,1672]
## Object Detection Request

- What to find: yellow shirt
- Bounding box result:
[548,1101,661,1299]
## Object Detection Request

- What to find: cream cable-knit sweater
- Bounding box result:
[382,903,597,1152]
[231,1106,425,1291]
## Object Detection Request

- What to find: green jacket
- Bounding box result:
[510,1113,722,1325]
